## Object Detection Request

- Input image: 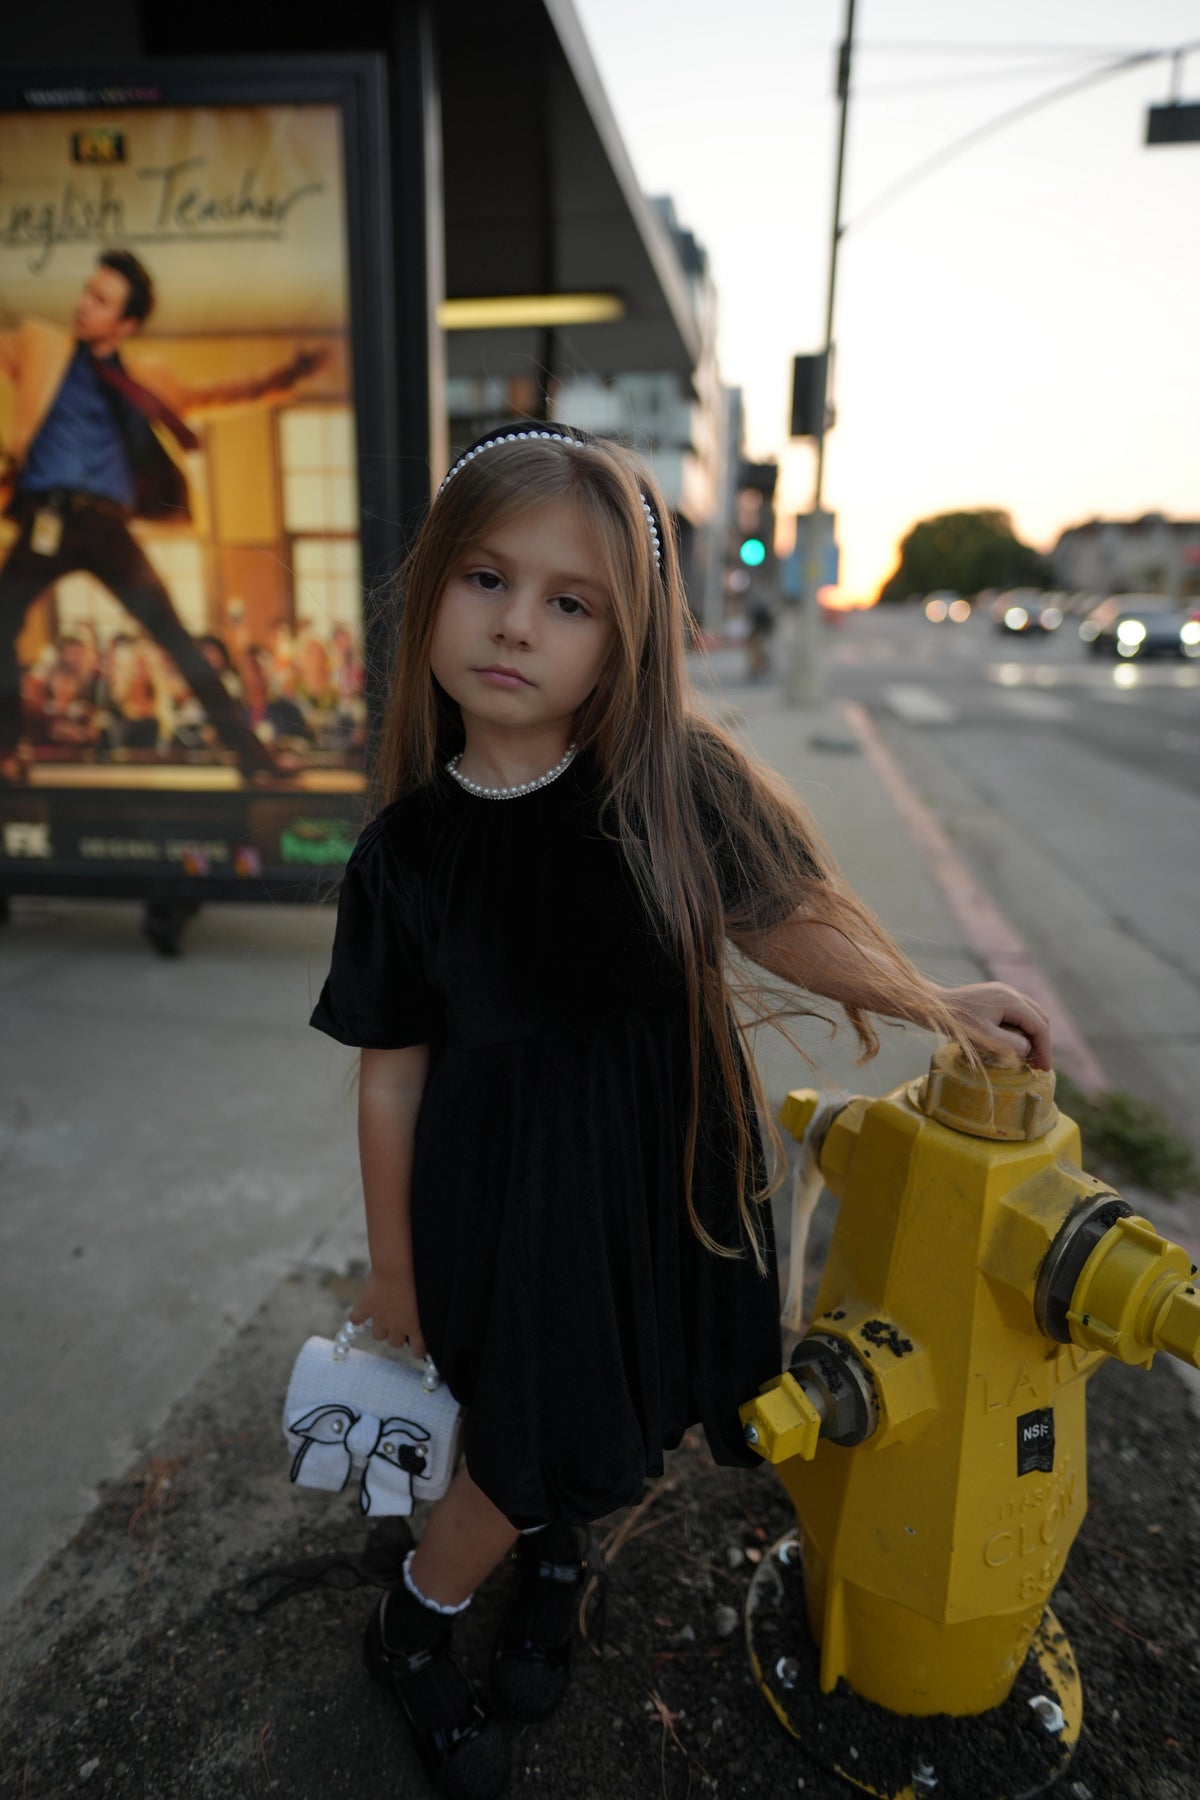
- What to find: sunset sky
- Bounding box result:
[574,0,1200,600]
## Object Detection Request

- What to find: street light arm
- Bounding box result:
[845,39,1200,236]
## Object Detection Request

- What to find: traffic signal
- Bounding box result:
[733,463,776,576]
[1146,101,1200,143]
[790,353,828,439]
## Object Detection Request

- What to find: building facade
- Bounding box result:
[531,197,730,623]
[1052,514,1200,600]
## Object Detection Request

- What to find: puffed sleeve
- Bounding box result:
[309,822,442,1048]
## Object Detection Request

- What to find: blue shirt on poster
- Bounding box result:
[20,347,149,509]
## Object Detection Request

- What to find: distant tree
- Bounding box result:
[877,510,1052,604]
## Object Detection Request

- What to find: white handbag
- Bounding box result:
[282,1321,462,1517]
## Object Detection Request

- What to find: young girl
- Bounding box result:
[310,424,1051,1799]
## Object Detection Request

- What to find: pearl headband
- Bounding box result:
[436,423,664,572]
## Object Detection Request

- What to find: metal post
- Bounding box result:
[783,0,856,705]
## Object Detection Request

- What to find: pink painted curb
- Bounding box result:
[841,698,1110,1096]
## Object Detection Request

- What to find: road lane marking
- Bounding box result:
[988,662,1200,691]
[997,692,1076,723]
[882,684,958,725]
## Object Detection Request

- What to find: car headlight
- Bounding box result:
[1004,607,1029,630]
[1079,621,1099,641]
[1116,620,1146,646]
[1041,607,1063,630]
[1181,621,1200,646]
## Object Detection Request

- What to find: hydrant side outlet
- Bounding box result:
[779,1088,820,1144]
[1067,1214,1200,1369]
[739,1371,822,1464]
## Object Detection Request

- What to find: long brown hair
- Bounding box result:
[373,431,968,1270]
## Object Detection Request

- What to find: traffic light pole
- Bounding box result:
[783,0,855,706]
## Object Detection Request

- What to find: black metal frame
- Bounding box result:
[0,54,417,906]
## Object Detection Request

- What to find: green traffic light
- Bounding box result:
[739,537,766,568]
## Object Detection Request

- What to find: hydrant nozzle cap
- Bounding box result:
[779,1089,821,1143]
[918,1043,1058,1142]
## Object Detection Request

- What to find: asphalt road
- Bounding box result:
[829,602,1200,796]
[804,604,1200,1160]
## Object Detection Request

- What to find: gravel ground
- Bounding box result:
[2,1259,1197,1800]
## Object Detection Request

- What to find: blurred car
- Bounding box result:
[993,590,1064,635]
[924,590,971,624]
[1078,594,1196,659]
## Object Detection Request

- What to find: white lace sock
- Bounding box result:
[399,1546,473,1616]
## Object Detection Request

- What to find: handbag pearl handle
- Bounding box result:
[331,1318,442,1392]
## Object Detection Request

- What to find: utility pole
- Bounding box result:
[783,0,855,705]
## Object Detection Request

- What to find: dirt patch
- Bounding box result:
[1,1266,1197,1800]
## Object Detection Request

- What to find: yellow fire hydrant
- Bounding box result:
[739,1045,1200,1794]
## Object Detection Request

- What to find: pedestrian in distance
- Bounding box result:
[744,590,775,681]
[310,423,1053,1799]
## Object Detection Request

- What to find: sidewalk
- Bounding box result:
[1,660,1197,1800]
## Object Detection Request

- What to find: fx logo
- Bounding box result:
[3,821,52,858]
[70,127,126,165]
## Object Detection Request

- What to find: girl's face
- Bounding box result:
[430,497,615,746]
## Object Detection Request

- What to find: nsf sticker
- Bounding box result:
[1017,1408,1055,1477]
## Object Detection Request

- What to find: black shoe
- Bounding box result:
[364,1595,510,1800]
[489,1524,596,1724]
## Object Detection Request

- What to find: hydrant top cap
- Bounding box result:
[917,1043,1058,1142]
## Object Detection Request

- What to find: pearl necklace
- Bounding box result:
[446,743,577,800]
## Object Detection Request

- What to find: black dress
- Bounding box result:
[310,753,783,1527]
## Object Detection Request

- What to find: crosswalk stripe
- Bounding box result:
[986,661,1200,691]
[882,684,958,725]
[995,691,1075,723]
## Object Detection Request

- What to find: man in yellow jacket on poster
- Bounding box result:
[0,249,326,785]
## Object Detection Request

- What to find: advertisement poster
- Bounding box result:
[0,72,385,896]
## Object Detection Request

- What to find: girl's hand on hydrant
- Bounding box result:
[940,981,1053,1071]
[350,1268,427,1358]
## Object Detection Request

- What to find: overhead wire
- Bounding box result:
[856,55,1129,100]
[845,39,1200,235]
[855,41,1153,58]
